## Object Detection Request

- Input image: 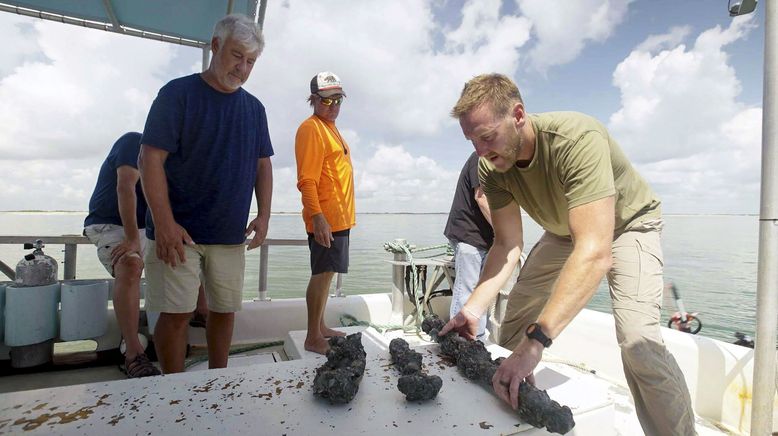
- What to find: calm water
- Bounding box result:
[0,212,759,343]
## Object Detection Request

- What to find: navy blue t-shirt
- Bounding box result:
[141,74,274,244]
[84,132,147,228]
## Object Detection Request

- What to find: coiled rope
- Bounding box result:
[382,240,452,331]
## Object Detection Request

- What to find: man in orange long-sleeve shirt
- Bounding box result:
[295,72,356,354]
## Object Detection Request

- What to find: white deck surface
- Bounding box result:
[0,328,616,435]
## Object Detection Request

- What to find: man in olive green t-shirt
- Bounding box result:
[440,74,695,436]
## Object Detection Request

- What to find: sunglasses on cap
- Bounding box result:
[318,95,344,106]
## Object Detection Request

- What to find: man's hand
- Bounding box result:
[245,215,269,250]
[312,214,334,248]
[492,338,543,410]
[438,307,481,340]
[110,238,142,266]
[155,221,194,267]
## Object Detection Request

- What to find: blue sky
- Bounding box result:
[0,0,766,214]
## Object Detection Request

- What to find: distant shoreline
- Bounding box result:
[0,210,761,217]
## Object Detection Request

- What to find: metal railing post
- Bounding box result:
[390,239,407,325]
[0,235,308,301]
[0,260,15,280]
[332,273,345,297]
[63,243,77,280]
[257,244,269,301]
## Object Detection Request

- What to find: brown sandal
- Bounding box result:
[125,353,161,378]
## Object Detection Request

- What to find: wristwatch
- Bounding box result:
[526,322,552,348]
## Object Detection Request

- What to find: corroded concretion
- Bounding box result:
[312,333,367,404]
[389,338,443,401]
[421,315,575,435]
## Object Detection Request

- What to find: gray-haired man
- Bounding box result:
[139,14,274,374]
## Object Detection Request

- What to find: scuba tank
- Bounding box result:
[15,239,58,287]
[7,239,58,368]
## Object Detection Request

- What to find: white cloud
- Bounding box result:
[609,16,761,213]
[0,16,177,161]
[635,26,692,53]
[0,159,100,211]
[250,0,531,165]
[3,1,760,216]
[519,0,632,72]
[356,145,458,213]
[0,15,41,78]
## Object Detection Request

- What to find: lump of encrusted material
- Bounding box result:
[312,333,366,404]
[389,338,443,401]
[421,315,575,435]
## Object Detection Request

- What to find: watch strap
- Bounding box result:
[526,322,552,347]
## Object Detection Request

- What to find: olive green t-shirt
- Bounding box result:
[479,111,661,237]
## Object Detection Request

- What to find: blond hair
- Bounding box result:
[450,73,524,119]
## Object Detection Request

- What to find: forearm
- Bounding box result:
[116,185,140,241]
[298,180,322,214]
[464,240,523,315]
[474,187,492,225]
[139,155,174,227]
[255,158,272,219]
[312,212,329,226]
[537,248,611,339]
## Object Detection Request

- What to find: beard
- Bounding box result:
[491,134,523,173]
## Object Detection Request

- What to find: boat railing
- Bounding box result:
[0,235,344,300]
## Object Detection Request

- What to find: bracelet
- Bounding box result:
[463,306,480,319]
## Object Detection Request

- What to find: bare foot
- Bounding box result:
[304,336,331,355]
[321,325,346,338]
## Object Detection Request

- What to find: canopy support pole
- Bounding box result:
[101,0,122,33]
[752,0,778,434]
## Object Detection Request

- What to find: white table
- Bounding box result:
[0,328,614,435]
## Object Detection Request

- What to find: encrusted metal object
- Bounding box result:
[389,338,442,401]
[421,315,576,435]
[312,333,367,404]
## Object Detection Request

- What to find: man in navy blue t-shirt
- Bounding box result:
[139,14,273,374]
[84,132,160,377]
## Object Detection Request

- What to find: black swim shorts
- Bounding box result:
[307,229,350,274]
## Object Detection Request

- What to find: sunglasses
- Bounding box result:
[319,95,344,106]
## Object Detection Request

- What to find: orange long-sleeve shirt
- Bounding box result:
[294,115,356,233]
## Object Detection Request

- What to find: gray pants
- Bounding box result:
[499,227,696,436]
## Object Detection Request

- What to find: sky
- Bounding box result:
[0,0,766,214]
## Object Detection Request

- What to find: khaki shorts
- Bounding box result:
[84,224,147,277]
[144,241,245,314]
